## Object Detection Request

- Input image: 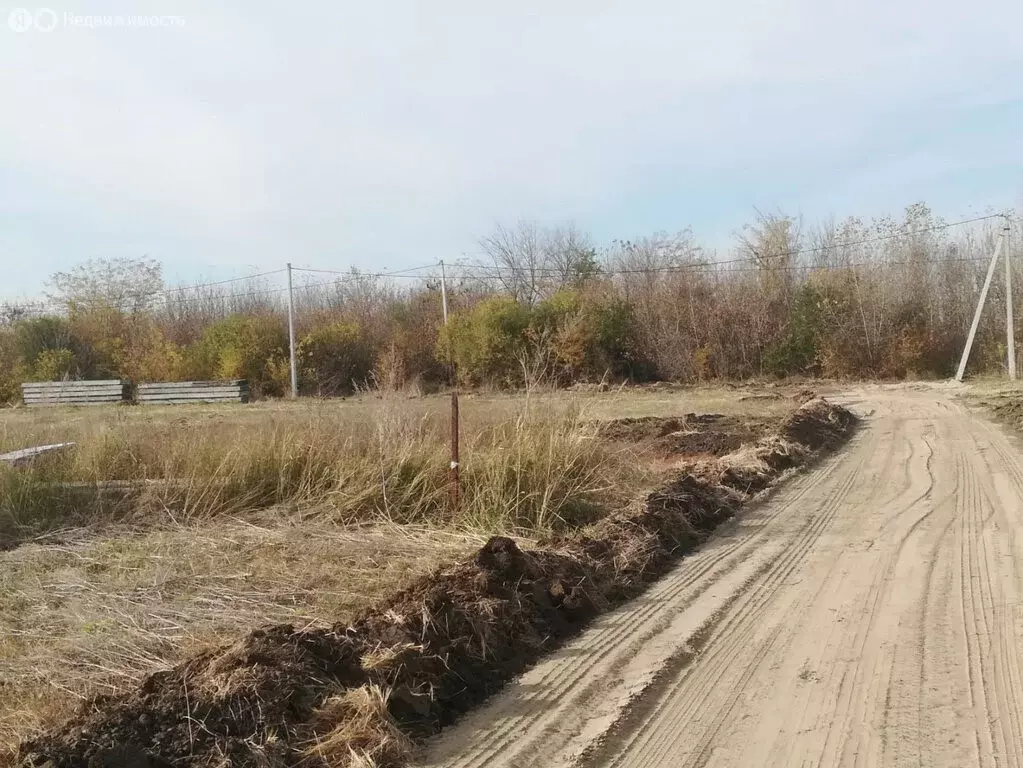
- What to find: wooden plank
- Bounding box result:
[0,442,76,467]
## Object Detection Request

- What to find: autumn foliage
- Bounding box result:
[0,205,1017,402]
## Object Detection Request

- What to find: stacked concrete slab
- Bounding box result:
[136,380,249,404]
[21,380,129,407]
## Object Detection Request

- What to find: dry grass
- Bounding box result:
[716,436,805,475]
[0,521,484,760]
[0,391,664,547]
[1,384,792,545]
[301,685,412,768]
[0,384,794,762]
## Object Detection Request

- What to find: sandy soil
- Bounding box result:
[418,384,1023,768]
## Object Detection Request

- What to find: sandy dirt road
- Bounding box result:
[418,386,1023,768]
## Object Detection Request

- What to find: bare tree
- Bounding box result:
[479,221,545,305]
[48,256,163,314]
[543,224,600,288]
[478,221,598,305]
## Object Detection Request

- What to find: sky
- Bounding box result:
[1,0,1022,299]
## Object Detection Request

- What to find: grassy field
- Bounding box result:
[0,384,799,760]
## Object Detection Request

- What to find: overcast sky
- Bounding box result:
[1,0,1021,298]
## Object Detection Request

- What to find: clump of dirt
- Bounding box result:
[558,473,740,605]
[17,398,856,768]
[350,537,607,737]
[17,624,367,767]
[792,387,819,404]
[987,398,1023,432]
[600,413,781,458]
[782,397,857,450]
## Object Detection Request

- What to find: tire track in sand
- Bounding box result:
[417,412,881,768]
[417,386,1023,768]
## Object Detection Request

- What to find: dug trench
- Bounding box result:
[14,398,857,768]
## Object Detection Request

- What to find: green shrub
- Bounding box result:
[185,315,288,397]
[0,330,25,404]
[438,297,531,387]
[298,321,375,395]
[763,283,822,376]
[542,291,648,381]
[29,349,76,381]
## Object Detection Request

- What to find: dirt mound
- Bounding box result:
[17,624,367,767]
[988,398,1023,431]
[600,413,780,458]
[16,399,856,768]
[351,538,608,738]
[783,397,857,450]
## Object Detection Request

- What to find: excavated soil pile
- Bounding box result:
[17,398,856,768]
[986,397,1023,433]
[599,413,781,458]
[782,396,859,450]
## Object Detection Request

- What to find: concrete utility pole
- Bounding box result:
[286,262,298,398]
[440,259,449,324]
[440,260,459,510]
[956,230,1007,382]
[1005,217,1016,380]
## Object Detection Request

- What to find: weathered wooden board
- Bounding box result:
[0,442,76,467]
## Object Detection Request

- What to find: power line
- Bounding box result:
[0,250,1003,318]
[452,253,998,282]
[463,213,1006,277]
[0,270,442,318]
[160,269,287,294]
[291,264,437,277]
[0,212,1009,317]
[3,268,291,315]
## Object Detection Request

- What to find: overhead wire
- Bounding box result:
[0,211,1010,317]
[460,213,1007,277]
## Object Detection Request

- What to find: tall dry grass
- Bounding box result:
[0,394,648,547]
[0,393,653,758]
[0,523,483,761]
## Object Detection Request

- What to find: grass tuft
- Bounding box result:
[0,395,648,547]
[300,685,412,768]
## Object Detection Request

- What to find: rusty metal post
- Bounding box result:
[449,389,460,509]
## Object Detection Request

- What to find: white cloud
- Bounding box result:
[1,0,1021,293]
